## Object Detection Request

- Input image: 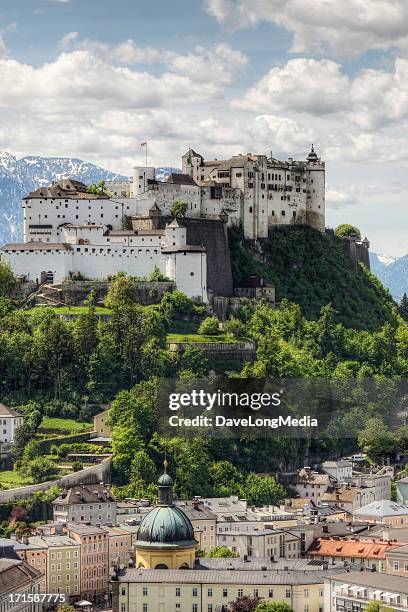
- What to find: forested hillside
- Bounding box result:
[229,226,398,331]
[1,268,407,502]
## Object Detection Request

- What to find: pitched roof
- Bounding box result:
[321,486,359,503]
[329,570,408,593]
[25,179,109,200]
[52,483,116,506]
[0,559,42,596]
[355,500,408,517]
[166,173,197,186]
[120,565,349,585]
[0,403,20,417]
[2,242,72,252]
[308,537,403,559]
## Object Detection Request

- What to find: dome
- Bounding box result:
[137,505,196,548]
[158,472,173,487]
[307,144,318,161]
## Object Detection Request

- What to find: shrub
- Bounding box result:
[198,316,219,335]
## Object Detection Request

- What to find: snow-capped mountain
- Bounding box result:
[0,152,178,245]
[370,251,408,301]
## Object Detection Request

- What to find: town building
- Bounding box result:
[113,558,351,612]
[26,532,81,598]
[321,461,353,482]
[308,537,403,572]
[320,484,375,513]
[0,403,23,444]
[283,468,332,505]
[174,500,217,554]
[385,544,408,577]
[65,523,109,602]
[0,557,43,612]
[217,527,301,560]
[353,500,408,526]
[93,409,111,439]
[101,526,133,569]
[325,571,408,612]
[52,483,117,526]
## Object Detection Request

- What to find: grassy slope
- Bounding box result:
[229,225,398,330]
[38,417,93,434]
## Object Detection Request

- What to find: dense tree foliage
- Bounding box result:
[229,226,398,330]
[334,224,362,239]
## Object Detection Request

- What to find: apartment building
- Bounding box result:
[52,483,117,525]
[65,523,109,601]
[325,571,408,612]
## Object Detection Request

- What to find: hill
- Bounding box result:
[0,151,178,245]
[229,225,398,331]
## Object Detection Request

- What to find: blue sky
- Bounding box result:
[0,0,407,255]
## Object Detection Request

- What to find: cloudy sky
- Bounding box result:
[0,0,407,255]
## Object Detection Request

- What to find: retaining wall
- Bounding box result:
[0,456,112,504]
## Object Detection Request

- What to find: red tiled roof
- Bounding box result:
[308,538,404,559]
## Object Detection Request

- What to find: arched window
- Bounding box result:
[154,564,168,569]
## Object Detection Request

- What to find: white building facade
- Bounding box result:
[0,403,23,444]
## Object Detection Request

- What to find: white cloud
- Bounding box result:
[237,56,408,132]
[59,34,248,85]
[206,0,408,57]
[235,58,349,115]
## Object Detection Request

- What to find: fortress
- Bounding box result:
[1,147,326,302]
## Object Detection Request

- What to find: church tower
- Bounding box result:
[135,462,197,570]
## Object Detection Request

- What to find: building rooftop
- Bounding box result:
[0,403,20,418]
[0,558,42,596]
[308,537,403,559]
[2,242,72,252]
[321,485,360,504]
[53,483,116,506]
[354,500,408,517]
[66,523,107,536]
[166,173,197,186]
[199,558,341,572]
[119,565,349,585]
[28,535,79,548]
[328,570,408,593]
[174,501,217,521]
[24,179,109,200]
[322,461,352,468]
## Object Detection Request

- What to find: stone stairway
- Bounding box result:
[29,284,66,307]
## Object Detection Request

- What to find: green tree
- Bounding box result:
[241,473,286,506]
[21,440,41,463]
[358,417,399,460]
[334,224,362,239]
[207,546,239,558]
[224,316,245,338]
[148,266,169,282]
[0,260,16,297]
[87,180,107,195]
[256,603,295,612]
[20,457,58,483]
[105,274,136,308]
[130,450,157,487]
[198,316,220,335]
[171,200,188,218]
[229,595,261,612]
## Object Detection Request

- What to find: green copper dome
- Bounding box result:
[158,473,173,487]
[137,505,196,548]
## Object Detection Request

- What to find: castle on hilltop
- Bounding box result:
[1,147,326,302]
